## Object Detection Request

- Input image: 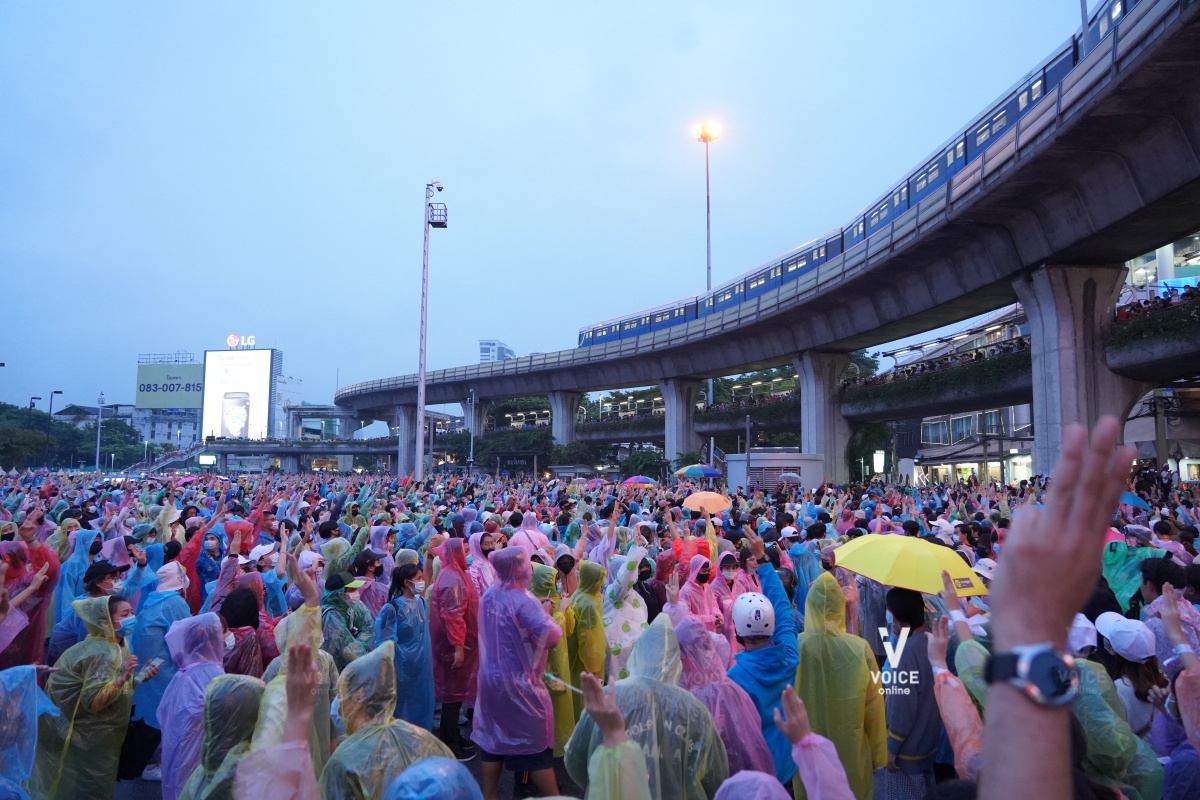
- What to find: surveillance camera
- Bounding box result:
[436,185,444,192]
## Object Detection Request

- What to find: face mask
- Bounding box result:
[411,580,426,595]
[885,610,895,628]
[116,616,137,637]
[347,590,360,603]
[205,539,219,551]
[992,543,1000,555]
[721,568,737,581]
[111,579,125,594]
[638,569,652,583]
[696,571,710,585]
[224,632,236,651]
[314,568,324,581]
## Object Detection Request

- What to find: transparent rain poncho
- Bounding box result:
[714,770,792,800]
[156,613,225,800]
[472,548,563,756]
[565,614,729,800]
[467,530,496,599]
[794,572,885,800]
[0,665,60,800]
[676,617,774,777]
[30,596,133,800]
[319,641,453,799]
[567,560,607,710]
[177,674,266,800]
[382,756,484,800]
[373,587,435,731]
[50,528,99,625]
[131,587,192,731]
[603,546,649,681]
[530,562,575,755]
[428,538,478,704]
[1102,540,1162,612]
[679,554,720,632]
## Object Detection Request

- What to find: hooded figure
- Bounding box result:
[680,554,721,632]
[0,539,59,668]
[0,665,61,800]
[50,527,99,626]
[319,578,372,672]
[565,614,729,800]
[195,529,227,601]
[429,538,479,705]
[129,562,193,735]
[467,529,497,598]
[31,596,135,799]
[509,511,549,561]
[602,546,649,680]
[156,614,225,800]
[676,617,775,777]
[793,573,886,800]
[373,570,436,731]
[567,559,607,716]
[320,642,453,798]
[369,525,396,583]
[382,756,484,800]
[647,550,677,613]
[220,588,265,678]
[529,561,575,756]
[177,674,266,800]
[472,549,563,758]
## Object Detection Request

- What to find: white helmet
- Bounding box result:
[732,592,774,638]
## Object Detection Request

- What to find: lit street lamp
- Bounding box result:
[693,119,720,465]
[413,181,447,482]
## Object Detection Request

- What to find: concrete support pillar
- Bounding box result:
[794,351,852,484]
[337,455,354,472]
[548,391,583,446]
[658,379,702,466]
[393,405,418,476]
[460,399,489,437]
[216,453,228,474]
[280,454,300,473]
[1013,265,1146,475]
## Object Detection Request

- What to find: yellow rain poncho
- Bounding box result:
[30,596,133,800]
[177,674,266,800]
[794,572,885,800]
[253,605,340,778]
[567,559,607,720]
[319,641,452,799]
[565,614,729,800]
[530,562,575,755]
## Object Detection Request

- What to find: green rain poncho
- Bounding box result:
[530,561,575,756]
[30,596,132,800]
[319,641,453,799]
[1101,540,1161,612]
[794,572,886,800]
[177,674,266,800]
[320,587,374,671]
[565,614,729,800]
[567,560,608,720]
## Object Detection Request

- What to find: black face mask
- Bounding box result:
[638,569,652,583]
[696,570,711,584]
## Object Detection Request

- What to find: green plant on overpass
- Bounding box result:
[840,350,1031,407]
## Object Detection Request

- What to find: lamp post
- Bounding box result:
[414,181,447,482]
[693,120,720,466]
[95,392,104,472]
[28,397,41,432]
[44,390,62,467]
[465,388,477,477]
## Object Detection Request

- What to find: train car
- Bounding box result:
[746,264,782,300]
[711,280,745,313]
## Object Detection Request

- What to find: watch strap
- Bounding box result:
[985,653,1020,684]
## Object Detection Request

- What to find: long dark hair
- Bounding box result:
[388,563,420,601]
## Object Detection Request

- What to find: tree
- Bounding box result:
[620,449,669,480]
[551,442,597,465]
[0,428,45,470]
[671,451,703,470]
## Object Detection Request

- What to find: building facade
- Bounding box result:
[478,339,516,363]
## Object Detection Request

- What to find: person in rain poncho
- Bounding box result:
[0,665,61,800]
[319,571,373,670]
[369,523,397,584]
[509,510,550,561]
[529,561,575,756]
[31,595,161,800]
[319,641,453,799]
[467,529,497,598]
[49,526,100,627]
[177,674,266,800]
[156,613,226,800]
[632,553,664,624]
[374,561,435,731]
[676,616,775,777]
[219,587,266,678]
[603,546,649,680]
[429,537,479,756]
[382,756,484,800]
[793,572,885,800]
[0,525,60,669]
[680,554,723,633]
[125,560,194,779]
[568,559,608,717]
[473,548,564,799]
[565,613,730,800]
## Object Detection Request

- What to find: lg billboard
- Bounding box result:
[202,350,273,439]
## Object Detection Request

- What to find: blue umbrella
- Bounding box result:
[1119,491,1151,511]
[673,463,722,479]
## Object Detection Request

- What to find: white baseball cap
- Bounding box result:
[780,526,799,540]
[1067,613,1097,655]
[1095,612,1156,663]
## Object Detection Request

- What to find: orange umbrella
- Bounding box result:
[682,491,731,515]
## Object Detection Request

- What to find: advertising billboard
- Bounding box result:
[202,350,273,439]
[135,364,204,409]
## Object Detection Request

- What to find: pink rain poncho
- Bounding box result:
[676,617,774,777]
[0,539,60,668]
[467,530,497,599]
[429,538,478,704]
[472,548,563,756]
[157,613,225,800]
[679,554,720,632]
[369,525,396,583]
[508,511,549,561]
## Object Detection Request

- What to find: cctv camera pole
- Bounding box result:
[414,182,446,483]
[95,392,104,472]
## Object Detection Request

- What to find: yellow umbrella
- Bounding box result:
[682,491,732,515]
[830,534,988,597]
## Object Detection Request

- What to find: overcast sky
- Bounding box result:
[1,1,1087,415]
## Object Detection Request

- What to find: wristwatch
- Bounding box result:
[984,643,1080,707]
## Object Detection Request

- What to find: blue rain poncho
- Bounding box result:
[50,528,99,625]
[565,614,729,800]
[382,757,484,800]
[373,591,435,731]
[130,588,192,730]
[0,665,60,800]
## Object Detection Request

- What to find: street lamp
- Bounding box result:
[28,397,41,432]
[44,390,62,467]
[95,392,104,472]
[693,119,720,465]
[414,181,447,482]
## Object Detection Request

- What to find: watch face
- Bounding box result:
[1027,651,1079,704]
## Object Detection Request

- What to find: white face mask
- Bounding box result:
[721,568,737,581]
[411,580,426,595]
[224,632,236,651]
[347,590,360,603]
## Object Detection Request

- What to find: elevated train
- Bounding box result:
[578,0,1132,348]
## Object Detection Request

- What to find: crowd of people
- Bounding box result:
[0,416,1198,799]
[1115,285,1199,322]
[844,339,1030,391]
